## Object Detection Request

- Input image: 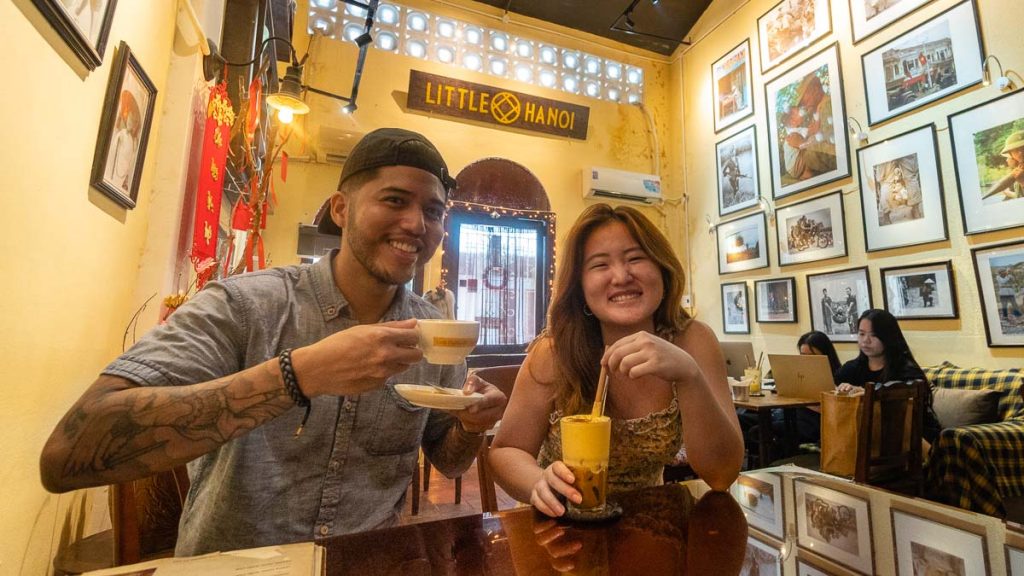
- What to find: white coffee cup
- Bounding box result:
[417,319,480,365]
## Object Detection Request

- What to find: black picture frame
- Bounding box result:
[971,239,1024,348]
[30,0,118,70]
[757,0,833,74]
[860,0,984,127]
[764,44,850,200]
[775,190,848,266]
[90,41,158,209]
[806,266,873,342]
[722,281,751,334]
[716,211,771,275]
[712,39,755,133]
[855,124,949,252]
[755,277,798,323]
[847,0,936,45]
[880,260,958,320]
[717,125,761,216]
[948,89,1024,235]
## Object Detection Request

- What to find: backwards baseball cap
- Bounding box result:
[317,128,456,236]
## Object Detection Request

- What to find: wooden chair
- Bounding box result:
[54,466,190,574]
[855,380,926,496]
[410,364,520,515]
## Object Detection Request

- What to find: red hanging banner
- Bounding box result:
[190,82,234,289]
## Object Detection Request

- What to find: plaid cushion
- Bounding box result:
[923,362,1024,516]
[923,362,1023,421]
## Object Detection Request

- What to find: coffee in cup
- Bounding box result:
[417,319,480,365]
[560,415,611,512]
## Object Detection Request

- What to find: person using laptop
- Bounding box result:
[742,330,842,462]
[836,309,941,443]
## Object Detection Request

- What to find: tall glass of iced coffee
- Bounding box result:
[560,415,611,513]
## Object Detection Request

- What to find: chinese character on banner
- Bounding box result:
[190,82,233,290]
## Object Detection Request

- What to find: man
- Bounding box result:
[39,128,507,556]
[845,286,859,333]
[820,288,833,333]
[996,267,1022,321]
[985,130,1024,201]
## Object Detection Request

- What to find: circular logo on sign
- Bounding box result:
[490,92,521,124]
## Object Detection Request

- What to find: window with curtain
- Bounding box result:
[447,211,548,353]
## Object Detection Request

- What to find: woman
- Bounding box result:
[488,204,743,517]
[836,309,941,442]
[797,330,842,377]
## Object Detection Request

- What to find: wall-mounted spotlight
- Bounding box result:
[705,214,717,235]
[354,31,374,48]
[982,54,1013,91]
[848,117,869,144]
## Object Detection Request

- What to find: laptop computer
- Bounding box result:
[768,354,836,399]
[720,341,755,380]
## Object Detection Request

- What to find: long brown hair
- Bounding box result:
[541,203,691,414]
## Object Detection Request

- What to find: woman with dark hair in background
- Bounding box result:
[836,309,941,443]
[797,330,842,377]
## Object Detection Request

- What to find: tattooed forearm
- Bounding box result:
[41,360,293,492]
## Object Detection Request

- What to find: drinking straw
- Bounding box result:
[744,353,752,369]
[756,351,765,372]
[592,364,609,418]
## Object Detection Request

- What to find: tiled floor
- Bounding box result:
[400,456,523,525]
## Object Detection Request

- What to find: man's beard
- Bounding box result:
[345,212,417,286]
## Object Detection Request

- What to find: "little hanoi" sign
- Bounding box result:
[407,70,590,140]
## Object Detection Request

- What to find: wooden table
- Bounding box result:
[734,392,820,468]
[321,482,749,575]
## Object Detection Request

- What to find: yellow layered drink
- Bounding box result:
[560,415,611,510]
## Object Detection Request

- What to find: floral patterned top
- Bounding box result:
[537,387,683,494]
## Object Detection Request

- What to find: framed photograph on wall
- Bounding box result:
[30,0,118,70]
[731,472,785,538]
[757,0,832,74]
[776,191,847,266]
[755,277,798,323]
[765,44,850,200]
[891,506,989,575]
[1004,525,1024,576]
[806,267,873,342]
[881,261,958,320]
[722,282,751,334]
[971,240,1024,347]
[90,42,158,209]
[798,552,859,575]
[743,533,783,576]
[717,125,761,216]
[794,479,873,575]
[948,89,1024,235]
[717,212,770,274]
[861,0,983,126]
[848,0,935,44]
[856,124,948,251]
[713,39,755,133]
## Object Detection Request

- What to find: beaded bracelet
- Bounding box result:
[279,348,312,436]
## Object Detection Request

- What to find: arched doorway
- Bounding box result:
[440,159,555,358]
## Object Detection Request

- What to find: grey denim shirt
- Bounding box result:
[104,251,466,556]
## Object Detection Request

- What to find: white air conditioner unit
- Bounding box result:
[315,126,364,165]
[583,166,662,204]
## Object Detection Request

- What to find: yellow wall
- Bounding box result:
[681,0,1024,369]
[262,0,683,287]
[0,0,218,572]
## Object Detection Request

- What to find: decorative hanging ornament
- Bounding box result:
[190,82,234,290]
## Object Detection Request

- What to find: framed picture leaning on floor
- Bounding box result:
[717,125,760,216]
[856,124,948,252]
[712,39,755,133]
[861,0,983,126]
[971,239,1024,347]
[949,89,1024,235]
[765,44,850,200]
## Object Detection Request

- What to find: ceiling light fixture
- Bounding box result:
[203,0,378,120]
[611,0,689,46]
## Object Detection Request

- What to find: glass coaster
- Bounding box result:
[562,500,623,522]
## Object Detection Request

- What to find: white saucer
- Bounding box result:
[394,384,484,410]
